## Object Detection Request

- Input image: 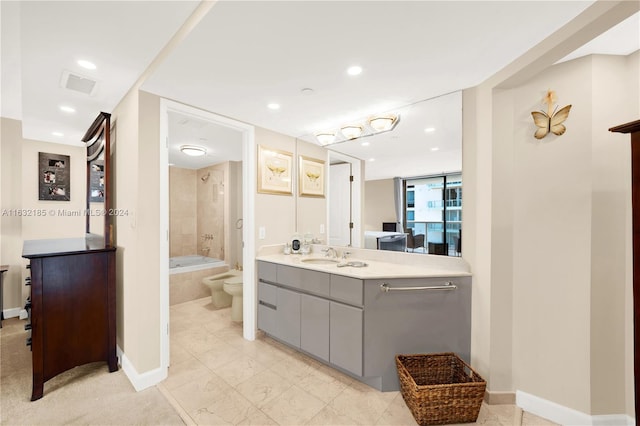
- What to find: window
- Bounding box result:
[404,173,462,256]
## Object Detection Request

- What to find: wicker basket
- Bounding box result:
[396,353,486,425]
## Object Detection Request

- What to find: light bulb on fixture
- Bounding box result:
[341,125,364,140]
[180,145,206,156]
[315,132,336,146]
[368,114,398,132]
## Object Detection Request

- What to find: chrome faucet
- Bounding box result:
[342,251,351,260]
[322,247,338,259]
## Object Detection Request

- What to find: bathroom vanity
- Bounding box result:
[256,249,471,391]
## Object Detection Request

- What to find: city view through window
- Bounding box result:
[405,173,462,256]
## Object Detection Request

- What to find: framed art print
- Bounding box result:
[299,155,325,197]
[257,145,293,195]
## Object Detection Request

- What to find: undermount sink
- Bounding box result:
[301,258,341,264]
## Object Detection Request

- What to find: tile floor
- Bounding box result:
[0,296,560,425]
[162,297,558,426]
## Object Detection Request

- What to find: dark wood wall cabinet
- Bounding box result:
[609,119,640,424]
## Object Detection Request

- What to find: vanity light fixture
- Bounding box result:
[180,145,207,157]
[341,125,364,140]
[313,113,400,147]
[315,132,336,146]
[368,114,398,132]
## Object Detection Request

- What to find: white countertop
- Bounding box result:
[256,244,471,279]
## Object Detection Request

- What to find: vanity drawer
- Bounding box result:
[277,265,330,297]
[258,282,278,306]
[257,261,277,283]
[330,275,363,306]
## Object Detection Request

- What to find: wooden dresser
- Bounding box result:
[22,234,117,401]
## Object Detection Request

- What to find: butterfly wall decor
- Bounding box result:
[531,90,572,139]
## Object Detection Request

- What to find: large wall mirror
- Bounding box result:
[82,112,113,246]
[296,91,462,253]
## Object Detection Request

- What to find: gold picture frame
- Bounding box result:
[299,155,325,198]
[257,145,293,195]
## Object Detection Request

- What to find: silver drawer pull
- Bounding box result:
[380,282,457,292]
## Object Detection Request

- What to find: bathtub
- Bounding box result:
[169,255,226,274]
[169,255,229,305]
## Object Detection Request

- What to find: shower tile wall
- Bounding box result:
[169,167,197,257]
[197,164,226,260]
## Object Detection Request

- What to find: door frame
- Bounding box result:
[327,150,362,248]
[159,99,257,373]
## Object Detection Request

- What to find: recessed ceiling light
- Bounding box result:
[347,65,362,76]
[424,127,436,133]
[77,59,96,70]
[267,103,280,110]
[368,158,375,162]
[59,105,76,113]
[51,131,64,137]
[301,88,314,95]
[361,141,370,146]
[431,147,440,152]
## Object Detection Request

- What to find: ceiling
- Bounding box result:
[2,1,639,180]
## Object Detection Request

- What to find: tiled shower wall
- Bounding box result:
[169,167,197,257]
[197,164,226,261]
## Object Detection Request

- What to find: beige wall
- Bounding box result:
[110,89,162,373]
[466,52,637,416]
[0,117,86,314]
[254,128,296,246]
[363,178,396,232]
[169,167,197,257]
[296,139,328,240]
[0,118,24,313]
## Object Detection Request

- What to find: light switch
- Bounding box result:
[259,226,266,239]
[320,224,325,234]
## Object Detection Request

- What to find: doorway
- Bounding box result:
[159,99,256,374]
[328,151,362,248]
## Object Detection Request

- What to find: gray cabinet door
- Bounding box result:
[300,294,329,362]
[330,301,363,376]
[276,287,301,348]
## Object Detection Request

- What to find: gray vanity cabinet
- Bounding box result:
[300,294,329,361]
[329,301,363,375]
[275,286,301,347]
[256,260,470,391]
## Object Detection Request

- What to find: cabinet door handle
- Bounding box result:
[380,282,457,292]
[24,323,32,331]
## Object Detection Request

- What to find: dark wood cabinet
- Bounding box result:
[22,236,117,401]
[610,119,640,424]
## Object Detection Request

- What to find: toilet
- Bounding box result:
[202,270,241,309]
[223,276,243,322]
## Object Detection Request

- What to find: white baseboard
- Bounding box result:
[592,415,635,426]
[3,307,21,319]
[116,346,167,392]
[516,390,635,426]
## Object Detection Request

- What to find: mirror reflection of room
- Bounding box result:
[322,91,462,256]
